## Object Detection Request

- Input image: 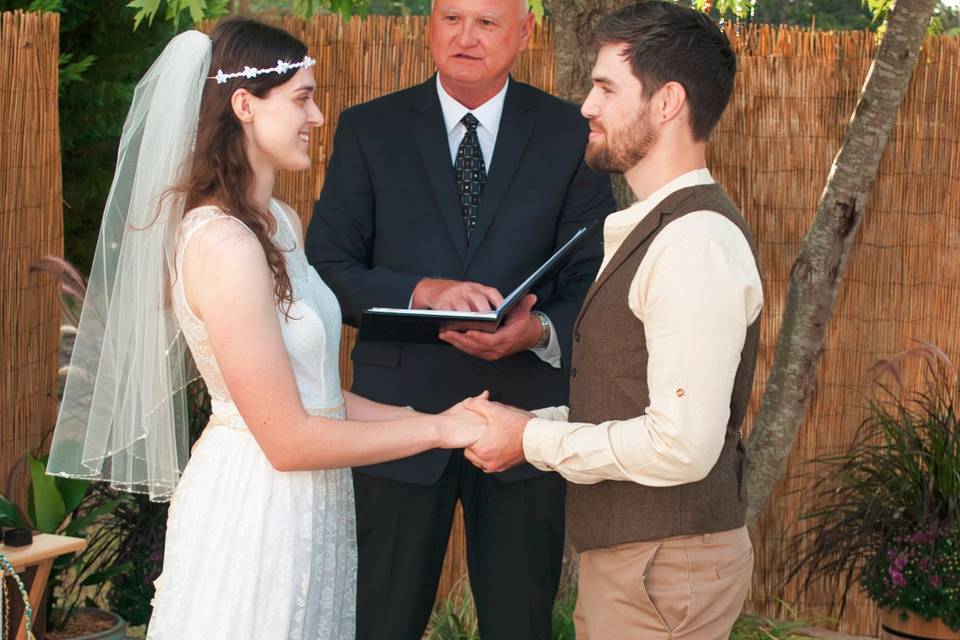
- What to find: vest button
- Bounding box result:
[571,367,578,378]
[575,332,581,343]
[676,388,685,397]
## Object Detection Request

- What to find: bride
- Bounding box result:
[47,17,485,639]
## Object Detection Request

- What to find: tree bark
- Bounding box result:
[744,0,938,524]
[551,0,636,208]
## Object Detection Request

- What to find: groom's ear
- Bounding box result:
[230,88,255,124]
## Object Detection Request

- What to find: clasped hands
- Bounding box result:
[415,277,541,471]
[444,391,534,474]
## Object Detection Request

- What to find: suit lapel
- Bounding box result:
[411,76,469,260]
[463,80,535,268]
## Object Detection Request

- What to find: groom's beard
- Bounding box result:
[585,104,657,175]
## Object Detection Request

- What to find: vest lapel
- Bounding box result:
[574,188,702,330]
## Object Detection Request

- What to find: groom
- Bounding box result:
[306,0,615,636]
[465,3,763,638]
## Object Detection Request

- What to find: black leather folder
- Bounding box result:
[358,219,601,344]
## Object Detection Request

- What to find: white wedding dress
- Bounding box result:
[147,200,357,639]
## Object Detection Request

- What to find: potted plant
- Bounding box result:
[788,342,960,639]
[2,454,131,639]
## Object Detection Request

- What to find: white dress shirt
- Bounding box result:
[434,75,561,366]
[523,169,764,486]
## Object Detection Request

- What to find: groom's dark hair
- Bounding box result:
[594,1,736,141]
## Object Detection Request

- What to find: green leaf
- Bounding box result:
[187,0,206,24]
[55,475,90,514]
[0,494,26,529]
[529,0,544,23]
[59,53,97,86]
[28,0,63,11]
[128,0,163,30]
[28,455,67,534]
[81,561,133,587]
[64,496,130,536]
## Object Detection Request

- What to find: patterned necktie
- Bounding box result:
[454,113,486,241]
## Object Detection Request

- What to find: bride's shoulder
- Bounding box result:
[180,205,255,245]
[179,207,266,274]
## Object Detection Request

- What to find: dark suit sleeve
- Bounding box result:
[306,111,422,327]
[537,157,616,366]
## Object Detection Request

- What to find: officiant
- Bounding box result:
[305,0,615,637]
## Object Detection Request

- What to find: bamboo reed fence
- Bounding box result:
[717,25,960,636]
[4,12,958,637]
[0,11,63,510]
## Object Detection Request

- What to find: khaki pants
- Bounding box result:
[574,526,753,640]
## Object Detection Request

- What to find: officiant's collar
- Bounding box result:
[436,74,509,140]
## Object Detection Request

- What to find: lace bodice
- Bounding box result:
[172,200,344,414]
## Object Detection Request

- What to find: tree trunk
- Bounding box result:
[744,0,938,524]
[551,0,636,208]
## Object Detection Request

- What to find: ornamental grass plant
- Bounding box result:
[788,342,960,630]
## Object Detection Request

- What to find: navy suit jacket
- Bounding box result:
[307,76,616,484]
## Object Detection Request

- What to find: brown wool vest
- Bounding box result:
[566,184,761,552]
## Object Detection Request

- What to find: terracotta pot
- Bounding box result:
[880,609,960,640]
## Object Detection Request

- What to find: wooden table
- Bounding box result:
[1,533,86,640]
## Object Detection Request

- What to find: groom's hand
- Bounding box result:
[463,396,534,473]
[439,294,540,361]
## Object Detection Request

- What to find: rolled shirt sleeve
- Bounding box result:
[522,211,763,486]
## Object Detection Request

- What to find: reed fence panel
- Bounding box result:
[0,11,63,510]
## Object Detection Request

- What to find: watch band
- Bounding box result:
[532,311,551,350]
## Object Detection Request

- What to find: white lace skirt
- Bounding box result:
[147,422,357,640]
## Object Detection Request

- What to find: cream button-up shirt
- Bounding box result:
[522,168,763,486]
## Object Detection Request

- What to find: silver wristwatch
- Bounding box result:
[532,311,551,350]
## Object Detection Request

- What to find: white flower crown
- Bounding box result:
[209,55,316,85]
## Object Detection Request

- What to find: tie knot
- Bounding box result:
[461,113,480,132]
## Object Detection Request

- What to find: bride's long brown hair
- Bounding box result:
[175,18,310,315]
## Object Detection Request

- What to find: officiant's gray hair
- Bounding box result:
[430,0,531,17]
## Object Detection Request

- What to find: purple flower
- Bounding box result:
[930,575,943,588]
[890,568,907,588]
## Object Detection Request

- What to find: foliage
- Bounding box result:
[730,612,812,639]
[862,524,960,630]
[1,456,132,630]
[788,343,960,624]
[127,0,544,23]
[690,0,958,31]
[128,0,228,30]
[424,580,478,640]
[423,580,577,640]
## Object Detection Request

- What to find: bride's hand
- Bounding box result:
[436,391,489,448]
[441,390,490,419]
